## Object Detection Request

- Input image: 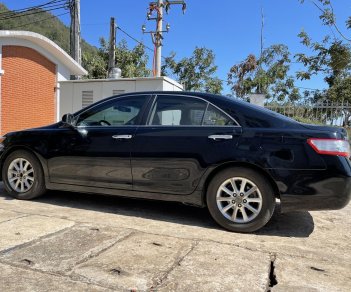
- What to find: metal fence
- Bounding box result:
[266,101,351,126]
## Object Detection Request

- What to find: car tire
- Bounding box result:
[206,167,275,233]
[2,150,46,200]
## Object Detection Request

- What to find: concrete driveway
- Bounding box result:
[0,182,350,291]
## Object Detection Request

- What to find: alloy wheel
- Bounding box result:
[216,177,263,223]
[7,158,35,193]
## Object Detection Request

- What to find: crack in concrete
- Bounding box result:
[0,206,344,267]
[266,253,278,292]
[66,230,139,290]
[310,266,326,272]
[20,258,34,266]
[136,229,271,255]
[0,224,76,255]
[0,207,37,217]
[66,269,117,291]
[66,229,135,274]
[0,261,114,291]
[150,240,199,291]
[0,228,134,285]
[0,213,31,224]
[0,207,274,257]
[0,207,288,261]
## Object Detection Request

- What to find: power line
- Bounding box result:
[295,85,321,91]
[8,11,69,29]
[117,26,165,58]
[220,76,321,91]
[81,22,108,26]
[79,22,167,61]
[0,0,67,17]
[0,1,69,21]
[0,0,64,15]
[0,5,69,21]
[68,21,166,60]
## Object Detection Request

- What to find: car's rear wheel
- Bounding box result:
[207,167,275,232]
[2,150,46,200]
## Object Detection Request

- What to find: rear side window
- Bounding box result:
[149,96,207,126]
[203,104,236,126]
[148,95,238,126]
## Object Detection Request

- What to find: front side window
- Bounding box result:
[149,95,207,126]
[76,96,145,127]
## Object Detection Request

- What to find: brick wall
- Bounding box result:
[1,45,56,135]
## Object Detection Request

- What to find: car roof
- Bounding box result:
[104,91,240,107]
[112,91,296,119]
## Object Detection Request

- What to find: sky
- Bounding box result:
[3,0,351,95]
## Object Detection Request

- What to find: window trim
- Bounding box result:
[145,94,241,127]
[73,93,241,128]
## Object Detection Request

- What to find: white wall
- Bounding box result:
[59,77,183,117]
[162,76,184,91]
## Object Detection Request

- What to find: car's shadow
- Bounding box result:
[1,189,314,238]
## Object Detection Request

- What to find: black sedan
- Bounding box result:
[0,92,350,232]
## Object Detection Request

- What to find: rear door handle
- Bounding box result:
[208,135,233,141]
[112,134,133,140]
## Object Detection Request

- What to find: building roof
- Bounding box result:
[0,30,87,75]
[59,76,183,89]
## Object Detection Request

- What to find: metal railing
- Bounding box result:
[266,101,351,126]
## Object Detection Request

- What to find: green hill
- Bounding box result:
[0,3,97,56]
[0,3,151,79]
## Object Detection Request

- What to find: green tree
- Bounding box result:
[97,38,150,78]
[0,4,151,79]
[0,4,97,57]
[295,32,351,88]
[162,47,223,94]
[82,52,106,79]
[297,0,351,102]
[227,44,299,101]
[327,76,351,101]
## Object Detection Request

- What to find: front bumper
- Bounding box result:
[0,148,4,181]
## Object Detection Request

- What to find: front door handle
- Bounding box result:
[208,134,233,141]
[112,134,133,140]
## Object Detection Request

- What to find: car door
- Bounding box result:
[48,94,150,190]
[131,94,242,195]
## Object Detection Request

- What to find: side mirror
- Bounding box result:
[61,113,75,125]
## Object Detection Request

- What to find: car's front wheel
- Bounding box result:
[207,167,275,232]
[2,150,46,200]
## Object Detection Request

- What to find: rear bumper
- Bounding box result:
[270,157,351,213]
[280,176,351,212]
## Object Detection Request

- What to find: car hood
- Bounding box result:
[3,123,61,138]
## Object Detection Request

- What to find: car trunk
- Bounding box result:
[301,123,349,140]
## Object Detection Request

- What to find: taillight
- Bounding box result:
[307,138,351,157]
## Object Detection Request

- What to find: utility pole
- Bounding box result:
[155,0,163,78]
[249,7,266,106]
[70,0,81,80]
[142,0,186,77]
[258,7,264,94]
[108,17,116,77]
[260,7,264,59]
